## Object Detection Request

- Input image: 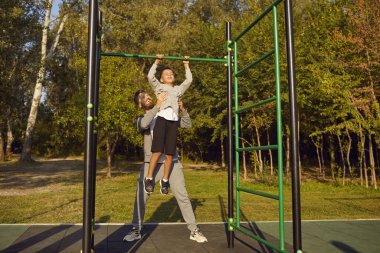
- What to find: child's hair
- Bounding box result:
[157,66,174,80]
[134,89,146,107]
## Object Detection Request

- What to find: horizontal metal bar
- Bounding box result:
[237,187,279,200]
[101,52,227,63]
[237,145,278,152]
[231,224,288,253]
[233,0,284,42]
[235,49,275,77]
[236,96,276,114]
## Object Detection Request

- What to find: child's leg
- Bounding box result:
[146,152,162,178]
[149,116,166,179]
[163,120,179,180]
[163,154,173,180]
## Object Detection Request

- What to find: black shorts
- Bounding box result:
[151,116,179,155]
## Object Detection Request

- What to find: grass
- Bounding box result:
[0,158,379,223]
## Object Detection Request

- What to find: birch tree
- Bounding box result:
[21,0,69,161]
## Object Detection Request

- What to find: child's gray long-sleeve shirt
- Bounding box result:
[147,63,192,116]
[137,106,191,163]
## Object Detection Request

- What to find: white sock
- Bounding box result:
[162,178,168,182]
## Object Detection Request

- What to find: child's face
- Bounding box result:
[160,69,175,85]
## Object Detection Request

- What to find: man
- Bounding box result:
[123,89,207,243]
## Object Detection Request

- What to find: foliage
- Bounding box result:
[2,0,379,185]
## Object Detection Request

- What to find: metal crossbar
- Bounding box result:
[231,224,288,253]
[237,187,279,200]
[233,0,283,42]
[236,145,278,152]
[101,52,227,63]
[236,96,276,114]
[235,49,274,77]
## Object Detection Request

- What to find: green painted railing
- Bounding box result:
[230,0,287,252]
[101,52,227,63]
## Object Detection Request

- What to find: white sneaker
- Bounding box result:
[123,227,141,242]
[190,227,208,243]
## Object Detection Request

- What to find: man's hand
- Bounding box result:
[155,54,164,65]
[178,98,186,112]
[183,56,190,69]
[156,91,167,108]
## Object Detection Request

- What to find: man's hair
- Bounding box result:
[134,89,146,107]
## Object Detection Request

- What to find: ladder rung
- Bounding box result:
[230,224,286,252]
[237,145,278,152]
[237,187,279,200]
[235,49,275,77]
[236,96,276,114]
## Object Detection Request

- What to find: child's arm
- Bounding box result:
[178,56,193,96]
[147,54,163,91]
[178,98,192,128]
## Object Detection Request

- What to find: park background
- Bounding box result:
[1,0,379,224]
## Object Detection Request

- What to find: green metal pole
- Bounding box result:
[101,52,227,63]
[234,0,283,42]
[273,6,285,251]
[233,41,241,228]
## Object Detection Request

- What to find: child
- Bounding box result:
[144,54,192,195]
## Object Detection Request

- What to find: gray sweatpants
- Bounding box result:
[131,161,197,232]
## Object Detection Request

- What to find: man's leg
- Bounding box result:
[131,163,149,230]
[169,161,207,242]
[125,163,164,242]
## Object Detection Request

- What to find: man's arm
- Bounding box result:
[137,107,159,131]
[137,92,167,131]
[147,55,163,91]
[178,99,192,128]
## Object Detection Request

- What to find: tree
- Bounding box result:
[0,0,41,160]
[21,0,69,161]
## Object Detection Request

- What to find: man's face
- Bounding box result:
[160,69,175,85]
[140,93,154,110]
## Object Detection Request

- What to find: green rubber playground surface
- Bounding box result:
[0,220,379,253]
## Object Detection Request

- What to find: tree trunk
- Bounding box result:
[286,131,290,178]
[220,135,226,168]
[329,135,336,180]
[316,147,322,175]
[106,132,113,178]
[359,129,365,186]
[337,134,346,186]
[20,0,52,161]
[21,1,68,161]
[266,129,273,177]
[0,132,4,162]
[368,134,378,189]
[321,136,325,179]
[251,135,258,178]
[364,145,369,188]
[345,128,352,179]
[6,120,14,160]
[255,126,263,175]
[311,137,322,175]
[240,138,247,180]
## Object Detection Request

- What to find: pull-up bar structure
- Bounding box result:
[101,52,227,63]
[83,1,301,253]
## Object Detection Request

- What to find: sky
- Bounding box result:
[51,0,62,18]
